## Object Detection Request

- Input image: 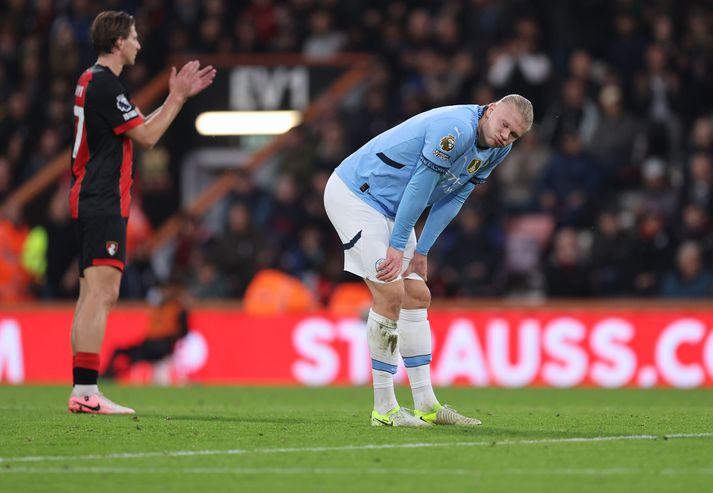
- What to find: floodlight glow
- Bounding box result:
[195,111,303,136]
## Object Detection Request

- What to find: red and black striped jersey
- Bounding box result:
[69,64,144,219]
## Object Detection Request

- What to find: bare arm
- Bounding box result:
[127,92,185,149]
[127,61,216,149]
[141,104,165,124]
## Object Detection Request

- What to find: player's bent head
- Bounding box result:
[91,11,134,55]
[498,94,534,133]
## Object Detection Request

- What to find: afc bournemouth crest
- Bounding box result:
[106,241,119,257]
[467,159,482,174]
[440,134,456,152]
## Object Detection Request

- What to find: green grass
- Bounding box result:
[0,386,712,492]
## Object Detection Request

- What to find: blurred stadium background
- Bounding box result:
[1,0,713,389]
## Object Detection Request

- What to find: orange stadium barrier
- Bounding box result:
[1,305,713,387]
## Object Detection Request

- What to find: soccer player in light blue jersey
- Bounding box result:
[324,94,533,426]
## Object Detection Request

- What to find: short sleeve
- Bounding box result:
[94,77,144,135]
[420,118,470,175]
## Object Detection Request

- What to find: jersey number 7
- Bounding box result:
[72,105,85,159]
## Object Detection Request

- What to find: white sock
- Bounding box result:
[367,309,399,414]
[72,384,99,397]
[399,308,439,412]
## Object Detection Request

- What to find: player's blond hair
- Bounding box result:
[498,94,534,131]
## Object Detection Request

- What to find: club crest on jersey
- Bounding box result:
[116,94,132,112]
[106,241,119,257]
[467,159,482,174]
[440,134,456,152]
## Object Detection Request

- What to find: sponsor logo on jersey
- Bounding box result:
[433,149,451,161]
[122,109,139,121]
[116,94,132,112]
[439,134,456,151]
[106,241,119,257]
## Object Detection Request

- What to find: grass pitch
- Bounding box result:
[0,386,711,492]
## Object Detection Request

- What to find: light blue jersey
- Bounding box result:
[335,104,512,255]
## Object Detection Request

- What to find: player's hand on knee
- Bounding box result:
[404,252,428,281]
[377,246,403,282]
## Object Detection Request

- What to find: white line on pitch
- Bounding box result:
[1,467,474,476]
[1,433,711,464]
[2,466,713,476]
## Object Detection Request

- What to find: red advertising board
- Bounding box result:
[1,307,713,387]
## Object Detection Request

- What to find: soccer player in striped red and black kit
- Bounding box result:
[68,11,215,414]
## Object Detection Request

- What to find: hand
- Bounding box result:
[403,252,428,281]
[169,60,216,100]
[376,246,404,282]
[188,64,217,97]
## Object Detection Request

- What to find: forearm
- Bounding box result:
[390,167,439,250]
[416,183,473,255]
[143,105,164,124]
[141,93,186,146]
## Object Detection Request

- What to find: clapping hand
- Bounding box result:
[169,60,217,101]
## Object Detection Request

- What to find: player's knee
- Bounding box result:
[94,283,120,306]
[412,288,431,308]
[384,298,403,316]
[379,285,405,314]
[404,282,431,309]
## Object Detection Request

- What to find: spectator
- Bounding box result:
[674,203,713,263]
[589,210,634,296]
[607,10,647,93]
[544,228,592,298]
[628,157,678,221]
[587,83,644,186]
[632,43,683,159]
[439,206,504,297]
[103,278,191,379]
[629,212,675,296]
[679,153,713,215]
[189,255,230,299]
[660,241,713,298]
[494,126,550,213]
[567,49,600,101]
[686,116,713,157]
[536,131,603,227]
[42,182,77,299]
[265,174,304,250]
[302,9,346,59]
[211,201,265,297]
[0,203,31,302]
[539,77,599,148]
[487,18,552,112]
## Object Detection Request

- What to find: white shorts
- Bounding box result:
[324,173,422,283]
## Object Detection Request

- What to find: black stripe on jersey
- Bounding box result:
[376,152,406,169]
[419,155,448,174]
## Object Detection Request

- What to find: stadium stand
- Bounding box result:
[2,0,713,303]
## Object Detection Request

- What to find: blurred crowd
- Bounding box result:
[3,0,713,302]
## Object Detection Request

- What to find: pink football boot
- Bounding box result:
[68,393,135,414]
